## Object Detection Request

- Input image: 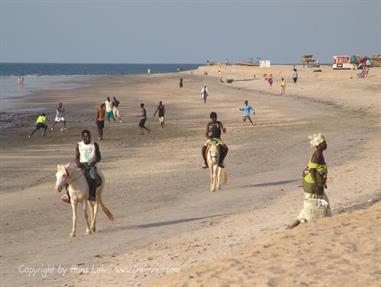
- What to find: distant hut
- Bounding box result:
[300,55,318,67]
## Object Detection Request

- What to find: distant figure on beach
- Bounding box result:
[153,101,166,128]
[292,68,298,84]
[17,76,24,88]
[218,70,223,82]
[51,102,66,131]
[112,96,123,123]
[105,97,115,122]
[267,74,273,87]
[201,84,208,103]
[240,100,255,126]
[96,103,106,140]
[201,112,228,169]
[280,78,286,95]
[288,134,331,229]
[138,103,151,135]
[75,129,101,201]
[147,69,151,74]
[28,113,48,139]
[179,78,183,88]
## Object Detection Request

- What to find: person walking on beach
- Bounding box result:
[96,103,106,140]
[201,84,208,103]
[179,78,183,88]
[153,101,166,128]
[201,112,228,168]
[17,76,24,88]
[105,97,115,122]
[75,129,101,201]
[266,74,273,88]
[280,78,286,95]
[28,113,48,139]
[112,96,123,123]
[292,68,298,84]
[240,100,255,126]
[138,103,151,135]
[288,134,331,229]
[51,102,66,131]
[218,70,223,82]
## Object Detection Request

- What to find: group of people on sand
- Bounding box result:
[29,96,167,140]
[28,102,66,139]
[263,67,299,95]
[32,70,329,228]
[96,97,166,139]
[200,69,330,227]
[95,96,123,140]
[201,110,330,227]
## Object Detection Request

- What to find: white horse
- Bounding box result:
[207,142,228,192]
[55,163,114,237]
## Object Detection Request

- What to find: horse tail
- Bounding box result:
[99,197,115,222]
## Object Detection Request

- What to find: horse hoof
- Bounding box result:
[86,229,92,235]
[70,233,76,238]
[91,227,96,233]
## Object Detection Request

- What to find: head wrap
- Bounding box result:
[308,133,326,148]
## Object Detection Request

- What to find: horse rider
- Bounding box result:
[201,112,228,168]
[75,130,101,201]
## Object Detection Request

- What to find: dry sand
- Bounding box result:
[0,65,380,287]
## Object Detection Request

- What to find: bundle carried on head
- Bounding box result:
[308,133,325,148]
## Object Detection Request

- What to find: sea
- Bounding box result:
[0,63,201,99]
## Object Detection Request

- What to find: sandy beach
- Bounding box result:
[1,65,380,287]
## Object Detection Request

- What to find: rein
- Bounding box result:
[64,167,85,185]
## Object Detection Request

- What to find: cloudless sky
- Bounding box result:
[0,0,380,63]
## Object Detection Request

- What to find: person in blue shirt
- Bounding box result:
[239,100,255,126]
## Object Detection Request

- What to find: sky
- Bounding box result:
[0,0,380,64]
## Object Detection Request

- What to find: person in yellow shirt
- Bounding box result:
[28,113,48,139]
[288,134,331,229]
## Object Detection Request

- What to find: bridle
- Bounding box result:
[64,167,85,184]
[208,144,220,159]
[56,167,84,192]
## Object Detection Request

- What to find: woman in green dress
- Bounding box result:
[288,134,331,229]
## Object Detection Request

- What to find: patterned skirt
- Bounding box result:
[297,192,331,223]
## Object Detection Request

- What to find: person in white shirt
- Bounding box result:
[51,102,66,131]
[201,84,208,104]
[105,97,115,122]
[75,130,101,201]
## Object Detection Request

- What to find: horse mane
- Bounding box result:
[58,163,83,178]
[209,142,219,154]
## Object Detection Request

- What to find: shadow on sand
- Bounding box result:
[238,179,298,189]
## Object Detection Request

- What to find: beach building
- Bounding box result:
[332,55,354,70]
[300,55,318,67]
[259,60,271,68]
